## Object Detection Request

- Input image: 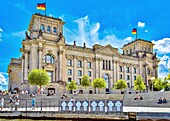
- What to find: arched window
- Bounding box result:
[43,54,54,64]
[148,68,151,76]
[53,27,57,33]
[103,74,109,89]
[47,25,51,32]
[41,24,44,31]
[134,47,135,52]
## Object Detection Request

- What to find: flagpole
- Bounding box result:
[45,2,46,16]
[136,28,138,40]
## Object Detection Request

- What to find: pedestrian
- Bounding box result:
[9,97,13,111]
[31,97,36,110]
[0,98,4,110]
[15,98,19,111]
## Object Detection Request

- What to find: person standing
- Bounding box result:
[15,98,19,111]
[9,97,13,111]
[31,98,36,110]
[0,98,4,110]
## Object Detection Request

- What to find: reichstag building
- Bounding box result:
[8,13,159,94]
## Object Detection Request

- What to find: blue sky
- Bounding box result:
[0,0,170,91]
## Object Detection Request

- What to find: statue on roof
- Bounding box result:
[25,31,31,40]
[38,29,43,38]
[58,32,65,42]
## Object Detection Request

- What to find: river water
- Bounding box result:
[0,118,128,121]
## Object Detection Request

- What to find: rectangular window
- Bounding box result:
[67,59,72,66]
[68,78,72,82]
[134,68,137,73]
[127,75,130,80]
[78,60,82,67]
[78,70,82,76]
[119,74,122,79]
[103,60,105,69]
[126,67,130,73]
[134,76,137,80]
[88,71,91,77]
[68,69,72,75]
[120,66,122,72]
[88,62,91,68]
[78,78,82,85]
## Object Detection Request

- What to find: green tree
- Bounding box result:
[165,74,170,80]
[28,69,50,93]
[92,78,106,94]
[114,79,127,91]
[154,78,165,91]
[81,75,91,88]
[134,75,146,92]
[66,80,78,93]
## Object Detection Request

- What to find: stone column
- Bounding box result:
[130,65,133,88]
[113,60,116,84]
[73,55,77,81]
[83,57,87,75]
[21,57,24,83]
[95,58,98,78]
[24,51,28,81]
[123,64,126,80]
[144,63,148,92]
[99,59,102,78]
[55,67,58,83]
[58,50,63,81]
[31,44,38,69]
[38,47,43,69]
[116,61,119,82]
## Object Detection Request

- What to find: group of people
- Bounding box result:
[157,97,167,104]
[0,93,36,111]
[61,94,68,99]
[134,95,143,100]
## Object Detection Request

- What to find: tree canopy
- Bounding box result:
[92,78,106,93]
[134,75,146,91]
[66,80,77,91]
[28,69,49,88]
[81,75,91,88]
[154,78,165,91]
[114,79,127,91]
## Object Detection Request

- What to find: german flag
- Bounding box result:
[132,28,137,34]
[37,3,46,10]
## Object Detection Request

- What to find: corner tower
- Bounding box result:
[28,13,65,41]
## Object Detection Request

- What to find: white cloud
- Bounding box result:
[59,15,65,21]
[159,55,170,68]
[0,73,7,85]
[49,14,54,17]
[12,30,25,38]
[158,55,170,79]
[152,38,170,54]
[65,16,134,50]
[0,28,3,32]
[138,21,145,28]
[145,30,148,32]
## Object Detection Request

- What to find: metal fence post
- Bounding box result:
[26,100,27,111]
[41,100,42,111]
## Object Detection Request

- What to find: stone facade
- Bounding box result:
[8,13,159,94]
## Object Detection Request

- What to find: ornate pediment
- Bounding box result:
[96,44,121,57]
